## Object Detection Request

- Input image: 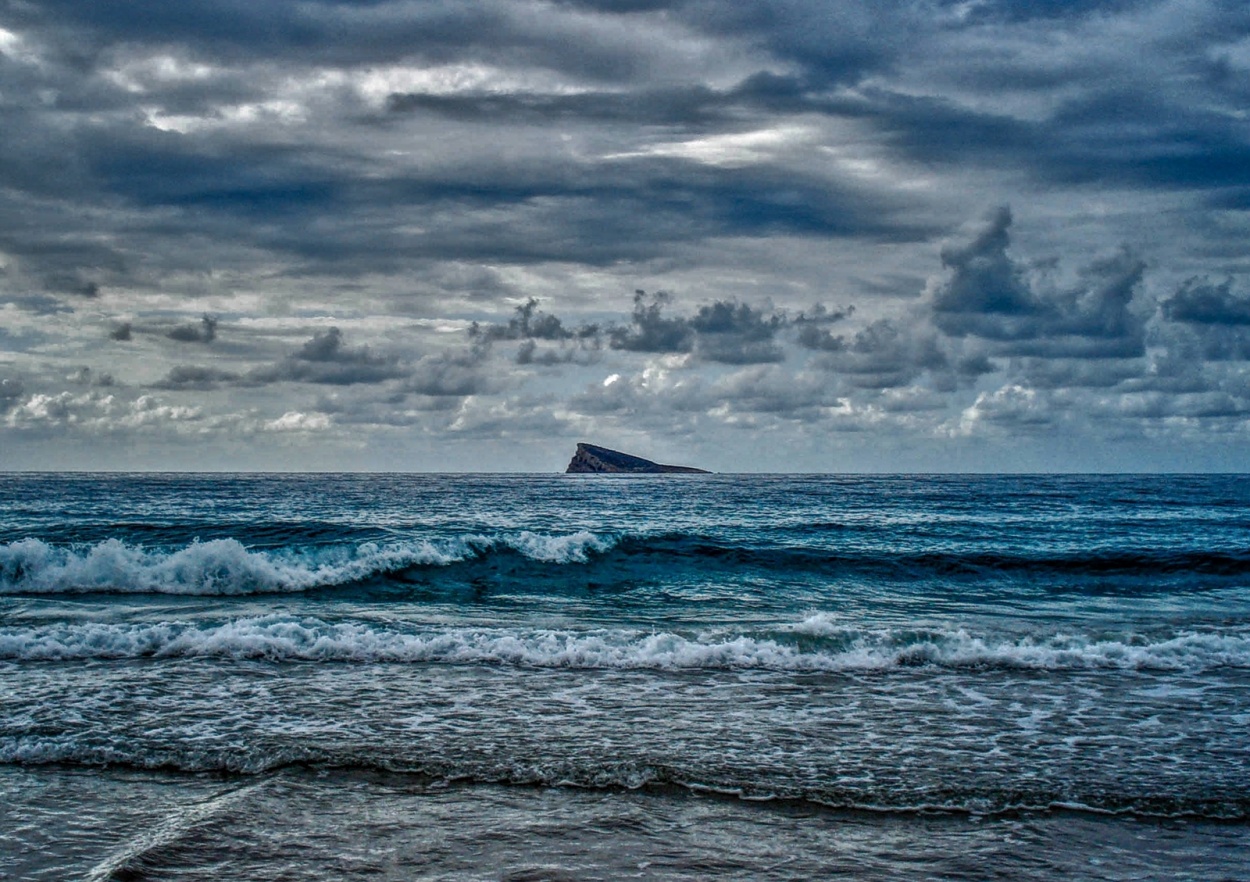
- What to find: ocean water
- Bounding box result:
[1,473,1247,881]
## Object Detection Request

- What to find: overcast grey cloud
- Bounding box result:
[929,207,1149,359]
[245,327,407,386]
[605,292,788,364]
[1163,277,1250,326]
[167,314,219,344]
[2,0,1250,471]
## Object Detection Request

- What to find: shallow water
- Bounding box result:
[4,766,1248,881]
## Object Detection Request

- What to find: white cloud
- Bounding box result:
[607,125,818,168]
[265,410,332,432]
[954,384,1050,437]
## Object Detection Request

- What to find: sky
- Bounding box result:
[2,0,1250,472]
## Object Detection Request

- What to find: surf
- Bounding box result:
[3,614,1247,672]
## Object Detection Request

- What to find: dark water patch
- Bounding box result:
[4,755,1247,823]
[0,521,392,549]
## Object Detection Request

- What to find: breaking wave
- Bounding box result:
[2,615,1246,672]
[5,531,1250,597]
[0,533,612,595]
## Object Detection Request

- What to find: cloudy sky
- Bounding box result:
[2,0,1250,471]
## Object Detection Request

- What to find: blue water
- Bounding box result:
[2,474,1248,880]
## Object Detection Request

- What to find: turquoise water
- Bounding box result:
[2,474,1248,879]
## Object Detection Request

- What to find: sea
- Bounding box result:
[0,473,1247,881]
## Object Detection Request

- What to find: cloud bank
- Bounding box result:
[2,0,1249,471]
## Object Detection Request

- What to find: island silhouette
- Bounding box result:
[565,443,710,474]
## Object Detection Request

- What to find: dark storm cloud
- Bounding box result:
[1153,279,1250,361]
[608,291,694,354]
[1039,90,1250,193]
[468,298,595,343]
[167,314,218,344]
[929,208,1147,358]
[128,154,915,267]
[606,291,789,364]
[1115,390,1250,421]
[647,1,905,87]
[31,112,920,274]
[0,190,133,288]
[0,0,946,290]
[384,70,830,128]
[43,274,99,298]
[112,304,289,360]
[825,24,1250,203]
[932,207,1039,329]
[3,0,1248,276]
[247,327,405,386]
[687,299,786,364]
[380,37,1250,209]
[0,0,938,285]
[818,319,950,390]
[793,303,855,351]
[385,84,729,126]
[155,364,238,390]
[68,366,115,387]
[794,303,855,325]
[1162,277,1250,326]
[295,328,360,362]
[147,324,490,398]
[928,0,1148,25]
[4,1,627,72]
[515,338,589,366]
[955,352,997,379]
[70,126,347,239]
[1012,357,1150,391]
[468,298,602,365]
[472,291,860,368]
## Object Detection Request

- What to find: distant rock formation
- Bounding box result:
[565,442,710,474]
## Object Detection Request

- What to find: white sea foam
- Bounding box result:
[2,616,1246,672]
[788,611,845,636]
[0,532,615,595]
[510,530,610,563]
[82,780,267,882]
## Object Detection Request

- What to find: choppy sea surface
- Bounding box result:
[1,473,1247,881]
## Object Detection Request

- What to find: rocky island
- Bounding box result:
[565,442,710,474]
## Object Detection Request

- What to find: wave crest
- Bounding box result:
[2,616,1246,672]
[0,532,611,595]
